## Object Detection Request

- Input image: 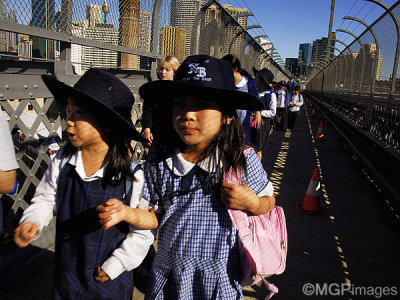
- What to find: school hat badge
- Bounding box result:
[42,68,146,143]
[253,67,274,85]
[139,55,263,111]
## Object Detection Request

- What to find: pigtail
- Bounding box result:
[102,135,134,189]
[221,117,247,177]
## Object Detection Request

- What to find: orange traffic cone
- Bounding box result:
[311,107,316,117]
[315,121,325,141]
[297,167,324,216]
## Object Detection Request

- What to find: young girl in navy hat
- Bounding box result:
[14,68,154,299]
[98,55,276,299]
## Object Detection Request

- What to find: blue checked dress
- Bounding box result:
[54,160,134,299]
[143,148,269,299]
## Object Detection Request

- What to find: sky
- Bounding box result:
[223,0,398,61]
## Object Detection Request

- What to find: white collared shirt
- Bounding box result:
[260,91,277,119]
[20,148,154,280]
[277,89,287,108]
[161,148,274,199]
[289,94,304,112]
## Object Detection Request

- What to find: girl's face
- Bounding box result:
[172,96,225,152]
[66,97,107,149]
[159,64,175,80]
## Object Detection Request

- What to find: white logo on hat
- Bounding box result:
[188,63,206,78]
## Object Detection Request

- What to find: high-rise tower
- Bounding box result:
[119,0,140,69]
[170,0,201,56]
[31,0,56,59]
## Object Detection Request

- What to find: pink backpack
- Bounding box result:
[224,149,288,300]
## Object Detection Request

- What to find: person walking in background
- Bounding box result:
[141,56,180,148]
[288,86,304,132]
[288,76,297,92]
[0,113,18,194]
[222,54,259,145]
[0,112,19,240]
[14,69,153,299]
[253,67,277,161]
[100,55,276,299]
[275,82,288,131]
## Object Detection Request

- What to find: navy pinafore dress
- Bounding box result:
[54,159,134,299]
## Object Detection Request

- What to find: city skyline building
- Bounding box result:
[298,43,312,75]
[72,7,119,74]
[222,4,248,55]
[285,57,298,75]
[31,0,56,59]
[310,34,335,68]
[195,2,249,57]
[18,36,33,61]
[170,0,202,56]
[138,11,151,69]
[86,3,102,27]
[0,0,5,51]
[160,26,186,59]
[119,0,140,69]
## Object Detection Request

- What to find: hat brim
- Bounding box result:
[42,75,147,143]
[139,80,263,111]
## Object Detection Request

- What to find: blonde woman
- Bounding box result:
[142,56,180,147]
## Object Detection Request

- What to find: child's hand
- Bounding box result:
[254,112,263,129]
[143,128,153,146]
[220,180,259,212]
[97,198,127,230]
[94,266,110,282]
[14,222,39,248]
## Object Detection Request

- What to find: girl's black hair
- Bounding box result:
[222,54,241,72]
[61,99,134,189]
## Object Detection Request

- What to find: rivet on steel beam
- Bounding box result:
[5,85,9,89]
[24,85,28,89]
[29,92,33,97]
[34,84,38,89]
[0,94,3,98]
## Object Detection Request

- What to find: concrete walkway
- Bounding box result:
[1,102,399,299]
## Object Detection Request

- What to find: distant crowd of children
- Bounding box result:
[13,53,300,299]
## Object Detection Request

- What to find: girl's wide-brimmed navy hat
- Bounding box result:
[42,68,146,143]
[139,55,263,111]
[253,67,274,85]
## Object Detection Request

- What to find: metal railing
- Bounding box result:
[306,1,400,211]
[306,1,400,153]
[0,0,289,250]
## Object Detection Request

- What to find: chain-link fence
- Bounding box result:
[0,0,289,249]
[306,0,400,153]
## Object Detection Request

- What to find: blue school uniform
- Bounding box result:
[142,148,269,299]
[54,159,134,299]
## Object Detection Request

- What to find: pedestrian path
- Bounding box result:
[243,102,400,299]
[0,102,399,300]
